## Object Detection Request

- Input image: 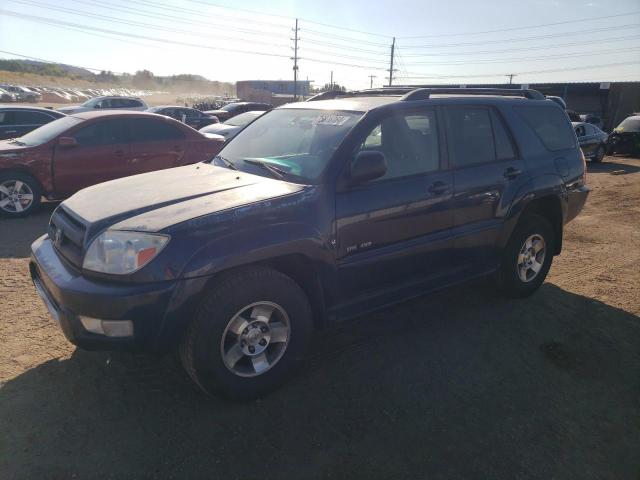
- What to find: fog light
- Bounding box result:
[79,316,134,338]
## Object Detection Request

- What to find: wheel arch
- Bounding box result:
[516,195,564,255]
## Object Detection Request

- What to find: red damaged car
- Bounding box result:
[0,111,224,216]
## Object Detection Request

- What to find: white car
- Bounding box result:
[57,96,148,114]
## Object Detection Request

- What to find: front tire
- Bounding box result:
[180,267,313,399]
[497,214,555,298]
[0,172,41,217]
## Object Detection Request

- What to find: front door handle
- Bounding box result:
[503,167,522,179]
[427,181,448,195]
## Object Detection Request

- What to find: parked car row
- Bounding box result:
[0,83,154,104]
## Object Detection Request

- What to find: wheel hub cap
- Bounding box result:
[517,234,546,283]
[0,180,34,213]
[220,301,291,377]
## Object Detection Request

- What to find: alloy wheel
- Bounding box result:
[220,301,291,377]
[517,234,546,283]
[0,180,34,213]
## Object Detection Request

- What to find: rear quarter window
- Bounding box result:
[516,105,576,151]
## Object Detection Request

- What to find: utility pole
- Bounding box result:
[507,73,517,85]
[388,37,395,87]
[368,75,377,89]
[292,18,299,100]
[330,71,333,90]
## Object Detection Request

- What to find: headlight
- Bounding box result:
[83,231,170,275]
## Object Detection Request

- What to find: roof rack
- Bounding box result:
[305,87,545,102]
[400,87,545,101]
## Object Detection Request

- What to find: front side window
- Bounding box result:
[356,111,440,180]
[575,125,586,137]
[220,108,362,182]
[73,120,127,146]
[517,105,576,151]
[445,107,496,167]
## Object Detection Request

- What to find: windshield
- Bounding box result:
[221,103,240,112]
[18,116,83,145]
[226,111,261,127]
[80,98,98,107]
[616,117,640,133]
[218,108,362,183]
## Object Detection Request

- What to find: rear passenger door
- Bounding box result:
[445,106,526,272]
[335,108,455,303]
[126,118,187,173]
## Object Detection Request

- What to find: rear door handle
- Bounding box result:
[427,181,449,195]
[503,167,522,179]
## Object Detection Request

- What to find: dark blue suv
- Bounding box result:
[30,88,589,398]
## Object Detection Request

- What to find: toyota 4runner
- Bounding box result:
[30,88,589,398]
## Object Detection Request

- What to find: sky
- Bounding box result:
[0,0,639,90]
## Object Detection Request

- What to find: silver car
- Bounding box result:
[57,96,148,114]
[199,110,264,141]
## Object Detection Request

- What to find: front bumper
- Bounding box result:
[30,234,204,352]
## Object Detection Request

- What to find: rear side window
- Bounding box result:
[127,118,185,141]
[13,111,52,125]
[445,107,496,167]
[517,106,576,151]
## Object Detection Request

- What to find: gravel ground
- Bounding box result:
[1,157,639,480]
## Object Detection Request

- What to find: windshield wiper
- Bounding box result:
[243,159,287,179]
[7,138,25,145]
[213,155,237,170]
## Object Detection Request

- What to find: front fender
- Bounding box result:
[179,221,333,279]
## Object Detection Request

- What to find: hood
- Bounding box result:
[57,106,87,114]
[63,163,305,232]
[200,124,238,136]
[0,139,32,153]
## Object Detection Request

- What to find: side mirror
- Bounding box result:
[94,104,101,109]
[350,151,387,183]
[58,136,77,147]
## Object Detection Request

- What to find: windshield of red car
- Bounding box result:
[19,116,83,146]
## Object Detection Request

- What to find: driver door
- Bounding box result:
[334,108,455,305]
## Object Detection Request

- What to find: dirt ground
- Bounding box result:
[1,157,639,479]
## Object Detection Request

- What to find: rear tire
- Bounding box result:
[497,214,555,298]
[592,145,605,163]
[0,171,41,218]
[180,266,313,399]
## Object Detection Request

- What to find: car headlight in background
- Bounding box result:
[83,231,169,275]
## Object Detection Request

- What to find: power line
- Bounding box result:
[399,23,640,49]
[399,34,640,57]
[0,9,293,58]
[400,46,640,66]
[398,10,640,38]
[399,61,640,79]
[8,0,293,46]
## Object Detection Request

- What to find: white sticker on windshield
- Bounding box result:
[313,114,349,126]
